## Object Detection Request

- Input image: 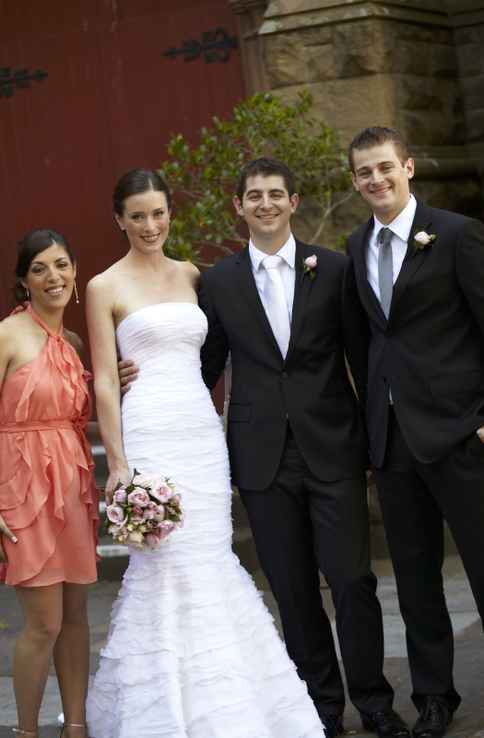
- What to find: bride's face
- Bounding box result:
[116,189,171,254]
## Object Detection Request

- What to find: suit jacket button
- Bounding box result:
[282,371,288,378]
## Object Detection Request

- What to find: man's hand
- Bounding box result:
[118,359,139,396]
[477,426,484,443]
[0,514,17,563]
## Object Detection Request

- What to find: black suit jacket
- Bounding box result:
[346,200,484,467]
[199,239,368,490]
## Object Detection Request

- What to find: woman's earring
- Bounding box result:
[74,280,79,304]
[25,286,30,300]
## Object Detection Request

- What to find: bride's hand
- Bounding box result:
[104,466,131,505]
[0,514,18,563]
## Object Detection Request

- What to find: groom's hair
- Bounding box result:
[236,158,296,200]
[348,127,410,171]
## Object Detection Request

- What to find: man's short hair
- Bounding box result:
[348,127,410,171]
[236,158,296,200]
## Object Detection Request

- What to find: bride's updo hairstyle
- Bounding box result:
[14,228,75,304]
[113,169,172,216]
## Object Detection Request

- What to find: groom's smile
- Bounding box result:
[234,173,299,252]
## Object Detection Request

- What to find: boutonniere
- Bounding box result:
[302,254,318,280]
[414,231,436,251]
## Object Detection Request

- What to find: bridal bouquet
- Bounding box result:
[106,469,183,550]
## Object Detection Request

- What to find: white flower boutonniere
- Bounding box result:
[302,254,318,280]
[414,231,436,251]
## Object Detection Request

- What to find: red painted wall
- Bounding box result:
[0,0,245,343]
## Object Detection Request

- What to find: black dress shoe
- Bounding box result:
[413,697,452,738]
[321,714,345,738]
[361,709,410,737]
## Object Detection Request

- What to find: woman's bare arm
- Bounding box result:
[86,276,130,500]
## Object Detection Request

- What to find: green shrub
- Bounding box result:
[161,91,352,265]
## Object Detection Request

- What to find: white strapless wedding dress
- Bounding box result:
[87,303,324,738]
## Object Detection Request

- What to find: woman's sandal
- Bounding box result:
[12,731,37,737]
[60,723,86,737]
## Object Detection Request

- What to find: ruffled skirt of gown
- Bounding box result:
[86,303,324,738]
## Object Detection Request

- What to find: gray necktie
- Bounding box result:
[378,227,394,318]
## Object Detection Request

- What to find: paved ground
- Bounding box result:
[0,556,482,738]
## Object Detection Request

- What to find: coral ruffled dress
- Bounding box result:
[0,304,98,587]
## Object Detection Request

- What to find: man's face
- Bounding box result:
[233,174,299,247]
[351,142,414,223]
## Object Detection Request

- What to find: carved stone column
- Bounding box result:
[254,0,482,219]
[229,0,269,93]
[447,1,484,197]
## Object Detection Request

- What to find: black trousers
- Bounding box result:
[239,428,394,718]
[375,408,484,713]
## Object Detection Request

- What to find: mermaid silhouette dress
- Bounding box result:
[0,303,98,587]
[86,302,324,738]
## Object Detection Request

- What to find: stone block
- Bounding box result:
[466,109,484,143]
[399,109,461,146]
[275,74,398,145]
[460,74,484,111]
[264,30,336,86]
[331,21,389,78]
[455,42,484,76]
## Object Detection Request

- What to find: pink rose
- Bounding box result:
[114,489,127,504]
[145,532,162,550]
[127,488,150,507]
[158,520,176,539]
[152,482,172,503]
[106,504,126,525]
[304,255,317,269]
[143,501,158,520]
[154,504,166,522]
[131,505,145,522]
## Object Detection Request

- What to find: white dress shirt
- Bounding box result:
[366,194,417,302]
[249,234,296,323]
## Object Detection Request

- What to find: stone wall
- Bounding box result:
[230,0,484,245]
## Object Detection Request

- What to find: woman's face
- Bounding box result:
[115,189,170,254]
[22,243,76,310]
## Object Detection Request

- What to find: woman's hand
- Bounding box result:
[104,465,131,505]
[0,514,17,563]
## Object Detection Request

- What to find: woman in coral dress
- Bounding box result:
[0,229,98,738]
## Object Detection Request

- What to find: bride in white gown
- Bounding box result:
[85,169,324,738]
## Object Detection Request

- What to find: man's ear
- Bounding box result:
[351,172,360,192]
[290,193,300,213]
[405,157,415,181]
[233,196,244,217]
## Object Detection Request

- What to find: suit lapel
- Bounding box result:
[286,241,315,361]
[235,246,282,358]
[390,201,433,316]
[353,218,388,329]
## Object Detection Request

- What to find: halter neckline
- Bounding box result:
[25,302,64,338]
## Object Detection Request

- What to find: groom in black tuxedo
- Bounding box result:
[197,158,407,738]
[346,127,484,738]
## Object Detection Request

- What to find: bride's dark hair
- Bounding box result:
[113,169,172,215]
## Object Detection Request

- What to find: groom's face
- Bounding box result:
[233,174,299,248]
[351,141,414,224]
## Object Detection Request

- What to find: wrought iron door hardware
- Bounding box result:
[0,67,48,98]
[163,28,238,64]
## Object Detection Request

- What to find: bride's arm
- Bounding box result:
[86,276,130,501]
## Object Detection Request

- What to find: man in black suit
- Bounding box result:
[197,158,407,737]
[346,127,484,738]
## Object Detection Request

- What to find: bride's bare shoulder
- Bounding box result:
[87,258,130,293]
[176,259,200,285]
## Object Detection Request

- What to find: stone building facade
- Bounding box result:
[230,0,484,234]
